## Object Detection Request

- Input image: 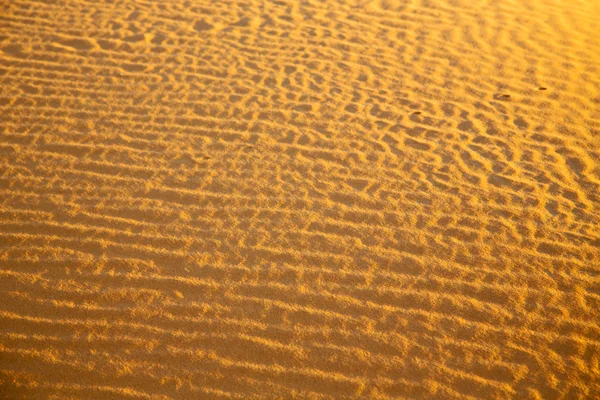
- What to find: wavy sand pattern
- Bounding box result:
[1,0,600,398]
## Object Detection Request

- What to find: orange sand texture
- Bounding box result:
[1,0,600,398]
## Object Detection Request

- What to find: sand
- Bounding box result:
[1,0,600,398]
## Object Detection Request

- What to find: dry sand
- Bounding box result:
[1,0,600,398]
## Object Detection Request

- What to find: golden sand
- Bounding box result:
[1,0,600,398]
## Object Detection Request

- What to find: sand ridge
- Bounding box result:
[1,0,600,398]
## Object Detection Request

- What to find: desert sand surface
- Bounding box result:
[1,0,600,398]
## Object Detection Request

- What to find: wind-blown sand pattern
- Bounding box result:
[1,0,600,398]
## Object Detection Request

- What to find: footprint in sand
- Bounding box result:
[194,19,215,32]
[494,93,511,100]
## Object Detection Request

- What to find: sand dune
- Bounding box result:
[1,0,600,398]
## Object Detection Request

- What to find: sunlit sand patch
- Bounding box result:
[1,0,600,398]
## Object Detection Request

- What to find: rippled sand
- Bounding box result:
[1,0,600,398]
